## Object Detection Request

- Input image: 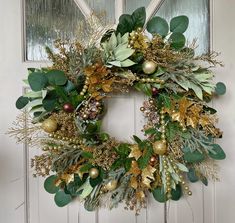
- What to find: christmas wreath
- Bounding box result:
[10,7,226,213]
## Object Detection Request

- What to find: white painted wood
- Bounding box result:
[146,0,165,22]
[1,0,235,223]
[115,0,124,24]
[211,1,235,223]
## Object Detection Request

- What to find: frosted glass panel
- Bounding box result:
[25,0,115,61]
[124,0,152,14]
[156,0,209,54]
[85,0,115,24]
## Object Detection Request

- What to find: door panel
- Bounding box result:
[1,0,235,223]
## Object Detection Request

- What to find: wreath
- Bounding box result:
[10,7,226,213]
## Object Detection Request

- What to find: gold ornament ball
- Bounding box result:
[142,61,157,75]
[89,168,99,179]
[153,140,167,155]
[106,180,118,191]
[41,119,58,133]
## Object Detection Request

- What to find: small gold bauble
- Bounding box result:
[89,168,99,179]
[41,119,58,133]
[188,191,192,196]
[140,107,145,112]
[106,180,118,191]
[153,140,167,155]
[142,61,157,75]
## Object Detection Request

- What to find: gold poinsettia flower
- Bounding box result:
[141,165,156,188]
[128,144,142,160]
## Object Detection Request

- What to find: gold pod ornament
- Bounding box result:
[142,61,157,74]
[153,140,167,155]
[106,180,118,191]
[89,168,99,179]
[41,118,58,133]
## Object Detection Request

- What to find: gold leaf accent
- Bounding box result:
[130,176,138,189]
[128,144,142,160]
[60,173,74,184]
[141,165,156,188]
[128,160,141,176]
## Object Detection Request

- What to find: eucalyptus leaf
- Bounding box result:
[47,70,67,86]
[184,150,205,163]
[54,190,72,207]
[171,185,182,201]
[147,16,169,37]
[16,96,29,109]
[187,168,199,182]
[215,82,226,95]
[116,14,134,35]
[44,175,59,194]
[152,187,167,203]
[42,90,57,111]
[28,72,48,91]
[209,144,226,160]
[131,7,146,29]
[170,32,186,50]
[170,15,189,33]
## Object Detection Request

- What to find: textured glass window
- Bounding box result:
[25,0,115,61]
[124,0,152,14]
[25,0,209,61]
[156,0,209,54]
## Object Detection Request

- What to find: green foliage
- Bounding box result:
[215,82,226,95]
[102,33,135,67]
[54,190,72,207]
[47,70,67,86]
[16,96,29,109]
[170,32,186,50]
[42,90,58,111]
[81,151,93,159]
[146,16,169,37]
[65,175,84,196]
[152,187,167,202]
[187,168,199,182]
[159,93,171,108]
[44,175,59,194]
[171,70,215,100]
[116,7,146,35]
[171,184,182,200]
[170,15,189,33]
[112,144,131,171]
[137,142,153,169]
[28,72,48,91]
[165,122,183,142]
[89,176,102,187]
[183,150,205,163]
[209,144,226,160]
[131,7,146,30]
[134,83,152,96]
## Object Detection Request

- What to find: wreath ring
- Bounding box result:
[11,7,226,213]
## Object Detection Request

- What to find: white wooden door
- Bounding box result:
[1,0,235,223]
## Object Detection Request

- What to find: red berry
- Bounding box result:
[63,103,74,113]
[152,87,159,96]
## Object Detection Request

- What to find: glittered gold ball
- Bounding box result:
[153,140,167,155]
[142,61,157,75]
[89,168,99,179]
[41,119,58,133]
[106,180,118,191]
